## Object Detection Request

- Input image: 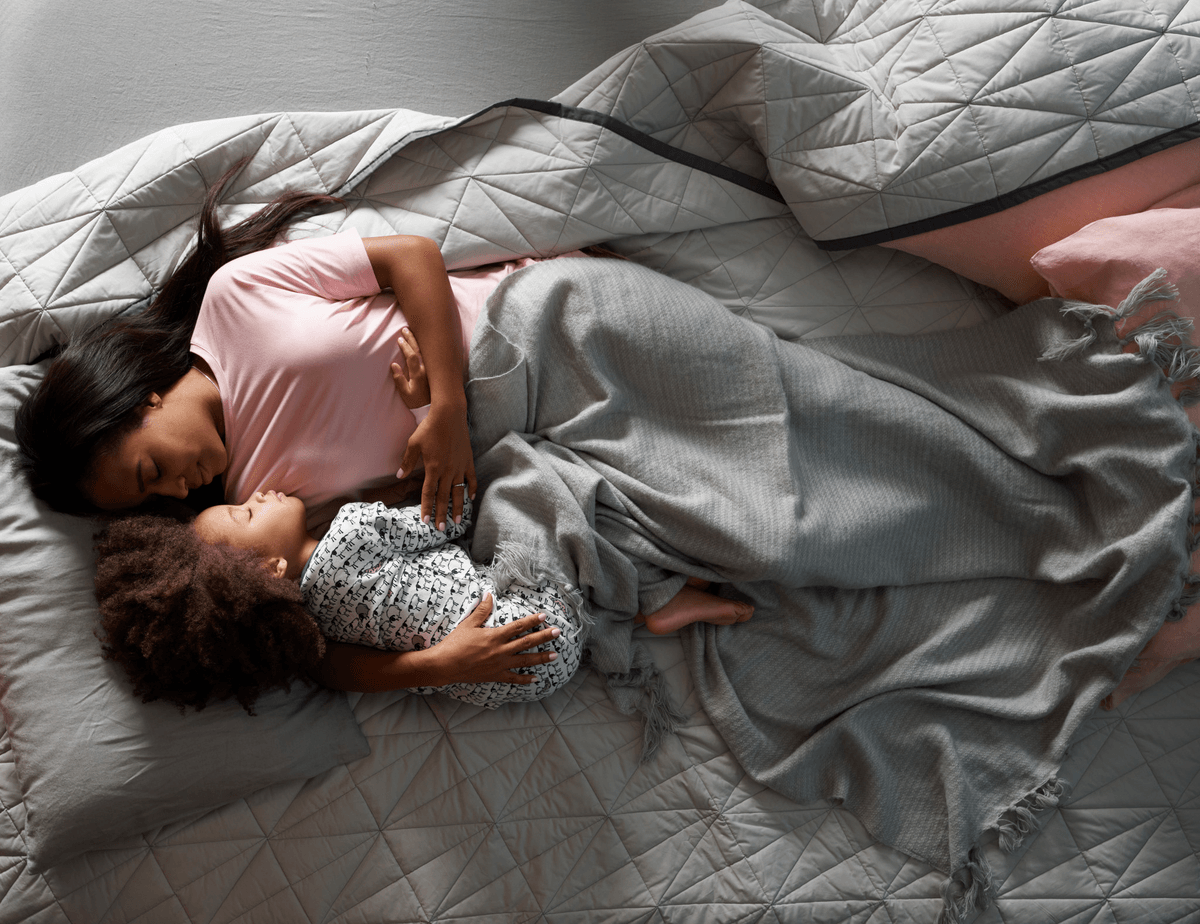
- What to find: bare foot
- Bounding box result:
[636,584,753,635]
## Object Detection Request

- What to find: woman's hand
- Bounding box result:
[390,326,474,529]
[311,596,559,691]
[399,399,475,530]
[429,594,561,685]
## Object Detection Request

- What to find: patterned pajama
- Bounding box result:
[300,500,582,706]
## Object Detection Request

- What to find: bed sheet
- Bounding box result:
[1,638,1197,923]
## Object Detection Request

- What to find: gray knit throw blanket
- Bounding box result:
[465,259,1196,923]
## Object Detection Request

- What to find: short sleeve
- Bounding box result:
[271,229,381,301]
[283,226,376,298]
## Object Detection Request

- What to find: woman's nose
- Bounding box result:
[163,479,189,499]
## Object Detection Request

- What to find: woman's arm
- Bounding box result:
[362,235,475,530]
[310,595,561,692]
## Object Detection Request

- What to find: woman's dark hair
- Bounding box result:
[93,513,326,714]
[15,160,343,514]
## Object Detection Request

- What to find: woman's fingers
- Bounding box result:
[462,594,494,626]
[502,612,547,639]
[418,473,472,529]
[422,471,454,530]
[450,480,467,524]
[508,627,559,652]
[397,443,420,487]
[498,647,559,684]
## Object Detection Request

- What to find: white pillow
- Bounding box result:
[0,363,369,869]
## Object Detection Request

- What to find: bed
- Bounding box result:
[2,2,1199,922]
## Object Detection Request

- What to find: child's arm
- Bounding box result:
[354,497,472,556]
[312,595,559,690]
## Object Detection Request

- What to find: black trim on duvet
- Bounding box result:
[815,122,1200,251]
[344,99,1199,254]
[468,98,787,205]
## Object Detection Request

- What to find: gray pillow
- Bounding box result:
[0,364,369,869]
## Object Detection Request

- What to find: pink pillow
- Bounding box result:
[1032,206,1200,708]
[881,138,1200,304]
[1030,207,1200,314]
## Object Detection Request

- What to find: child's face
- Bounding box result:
[193,490,309,576]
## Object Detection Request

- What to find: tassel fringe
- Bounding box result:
[601,650,690,760]
[1038,268,1180,362]
[1043,269,1200,623]
[484,543,592,640]
[939,778,1071,923]
[995,777,1069,852]
[939,847,996,924]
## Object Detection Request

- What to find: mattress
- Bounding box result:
[2,2,1199,922]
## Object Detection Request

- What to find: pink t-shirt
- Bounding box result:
[191,230,535,508]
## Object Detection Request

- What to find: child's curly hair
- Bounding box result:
[93,512,326,714]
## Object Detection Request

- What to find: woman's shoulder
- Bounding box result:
[217,231,379,309]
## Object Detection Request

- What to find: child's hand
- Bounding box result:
[390,328,432,410]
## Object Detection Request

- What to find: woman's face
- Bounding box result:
[84,378,227,510]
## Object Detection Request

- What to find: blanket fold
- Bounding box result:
[465,257,1195,923]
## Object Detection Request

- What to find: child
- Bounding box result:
[216,490,586,707]
[93,490,586,712]
[94,485,751,715]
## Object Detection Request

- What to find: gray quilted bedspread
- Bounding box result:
[2,2,1200,922]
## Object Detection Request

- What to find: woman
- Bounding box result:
[15,161,555,692]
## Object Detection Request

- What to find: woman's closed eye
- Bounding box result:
[136,460,161,493]
[138,458,158,489]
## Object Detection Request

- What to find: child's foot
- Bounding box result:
[635,584,753,635]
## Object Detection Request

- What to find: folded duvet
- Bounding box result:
[5,1,1198,365]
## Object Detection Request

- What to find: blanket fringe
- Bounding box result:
[484,543,592,640]
[938,847,996,924]
[1038,267,1180,362]
[1043,270,1200,627]
[939,777,1070,924]
[600,648,690,760]
[995,776,1069,853]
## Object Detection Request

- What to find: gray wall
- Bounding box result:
[0,0,718,197]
